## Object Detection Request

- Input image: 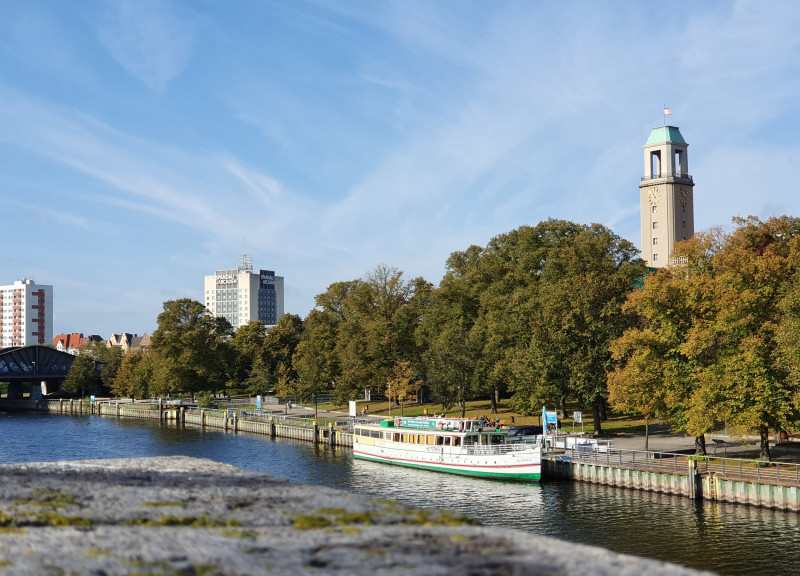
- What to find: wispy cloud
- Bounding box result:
[94,0,199,92]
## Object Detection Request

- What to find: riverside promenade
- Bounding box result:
[14,397,800,512]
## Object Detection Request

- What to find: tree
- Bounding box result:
[262,314,303,391]
[418,247,485,415]
[471,221,646,433]
[63,353,103,398]
[112,350,153,399]
[229,321,268,385]
[306,268,426,404]
[385,360,418,416]
[608,328,671,452]
[149,299,234,399]
[608,247,720,455]
[286,309,339,409]
[94,345,124,392]
[689,216,800,460]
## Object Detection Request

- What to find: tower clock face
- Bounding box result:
[679,186,689,205]
[648,188,660,205]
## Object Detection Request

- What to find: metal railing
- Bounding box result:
[641,172,693,182]
[464,443,536,455]
[567,447,800,484]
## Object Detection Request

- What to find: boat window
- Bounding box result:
[491,435,503,444]
[401,434,408,443]
[453,437,461,447]
[464,436,475,445]
[444,437,451,446]
[354,428,361,436]
[394,433,401,442]
[426,435,435,445]
[370,430,380,438]
[435,436,444,446]
[384,432,392,440]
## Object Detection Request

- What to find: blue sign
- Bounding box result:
[256,395,262,409]
[542,406,558,434]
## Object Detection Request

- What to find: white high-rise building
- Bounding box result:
[204,254,284,331]
[0,278,53,349]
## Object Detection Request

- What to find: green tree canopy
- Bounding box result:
[149,298,234,399]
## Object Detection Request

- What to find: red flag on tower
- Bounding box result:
[663,106,672,116]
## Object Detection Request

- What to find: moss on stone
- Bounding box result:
[14,491,77,509]
[316,507,346,515]
[35,512,93,527]
[332,511,375,526]
[142,501,187,508]
[293,515,332,530]
[220,529,255,539]
[125,514,240,528]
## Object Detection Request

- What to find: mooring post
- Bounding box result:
[269,416,275,438]
[313,420,319,444]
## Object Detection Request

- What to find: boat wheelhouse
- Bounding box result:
[352,416,541,482]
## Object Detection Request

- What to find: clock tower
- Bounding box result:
[639,125,694,268]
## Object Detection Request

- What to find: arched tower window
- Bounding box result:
[650,151,661,179]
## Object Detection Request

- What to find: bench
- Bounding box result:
[712,438,734,455]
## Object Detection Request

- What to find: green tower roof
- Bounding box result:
[645,126,686,145]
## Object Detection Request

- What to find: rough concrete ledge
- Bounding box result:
[0,457,712,575]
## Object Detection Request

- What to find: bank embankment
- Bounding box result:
[0,457,711,575]
[546,449,800,512]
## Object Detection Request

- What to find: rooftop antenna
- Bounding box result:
[238,253,253,273]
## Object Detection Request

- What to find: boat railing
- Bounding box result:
[463,443,535,455]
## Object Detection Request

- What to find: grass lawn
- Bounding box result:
[313,398,650,436]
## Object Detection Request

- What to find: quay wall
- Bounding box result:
[546,457,800,513]
[23,399,355,448]
[705,474,800,512]
[545,458,699,499]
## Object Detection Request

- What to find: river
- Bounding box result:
[1,412,797,576]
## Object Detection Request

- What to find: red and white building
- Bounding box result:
[53,333,104,355]
[0,278,53,349]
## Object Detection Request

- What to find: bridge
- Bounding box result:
[0,345,77,399]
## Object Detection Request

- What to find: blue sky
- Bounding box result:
[2,0,800,338]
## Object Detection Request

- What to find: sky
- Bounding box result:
[2,0,800,338]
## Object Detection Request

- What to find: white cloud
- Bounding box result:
[94,0,198,92]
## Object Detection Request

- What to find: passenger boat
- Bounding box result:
[352,416,541,482]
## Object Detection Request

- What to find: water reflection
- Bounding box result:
[3,413,800,576]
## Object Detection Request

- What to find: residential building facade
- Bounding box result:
[106,333,150,353]
[53,333,103,355]
[204,254,284,331]
[639,125,695,268]
[0,278,53,349]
